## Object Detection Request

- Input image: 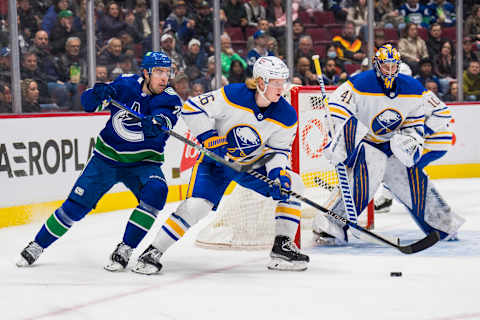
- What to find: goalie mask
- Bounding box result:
[374,44,401,90]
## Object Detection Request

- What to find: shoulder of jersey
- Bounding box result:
[153,86,182,107]
[223,83,297,128]
[396,74,427,96]
[348,70,382,94]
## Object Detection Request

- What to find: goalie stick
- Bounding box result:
[111,99,440,254]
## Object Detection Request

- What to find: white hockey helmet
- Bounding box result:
[253,56,289,84]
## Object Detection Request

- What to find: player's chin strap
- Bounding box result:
[256,78,273,104]
[110,98,441,254]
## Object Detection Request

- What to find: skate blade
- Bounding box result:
[374,208,391,214]
[267,258,307,271]
[16,256,32,268]
[104,261,126,272]
[131,262,162,275]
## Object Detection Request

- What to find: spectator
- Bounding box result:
[247,30,274,75]
[20,52,53,105]
[96,65,109,82]
[322,58,345,85]
[228,59,247,84]
[328,0,349,22]
[465,5,480,45]
[184,38,207,73]
[132,0,151,39]
[173,72,191,101]
[301,0,324,17]
[426,23,447,60]
[220,34,247,77]
[98,37,123,76]
[266,0,289,28]
[292,20,306,49]
[54,36,87,110]
[160,33,186,72]
[374,28,386,50]
[18,0,41,40]
[165,0,195,45]
[375,0,404,29]
[442,80,458,102]
[294,56,318,85]
[0,83,11,113]
[193,1,215,53]
[118,30,137,59]
[196,56,229,92]
[415,58,441,90]
[30,30,60,82]
[398,23,429,74]
[0,47,11,83]
[294,35,315,64]
[425,79,440,96]
[244,0,266,27]
[223,0,248,28]
[428,0,456,27]
[463,60,480,101]
[463,36,479,70]
[291,76,303,85]
[399,0,431,29]
[332,21,366,64]
[347,0,368,38]
[97,1,128,43]
[191,82,205,97]
[246,19,279,56]
[20,79,42,113]
[123,10,144,44]
[42,0,70,35]
[2,83,12,108]
[433,40,455,94]
[50,10,82,55]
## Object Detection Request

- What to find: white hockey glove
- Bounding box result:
[390,133,423,168]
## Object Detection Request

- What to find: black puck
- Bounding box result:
[390,272,402,277]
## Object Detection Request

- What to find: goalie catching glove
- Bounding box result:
[268,168,291,201]
[390,133,423,167]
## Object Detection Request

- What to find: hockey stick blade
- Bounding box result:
[110,99,272,173]
[397,230,441,254]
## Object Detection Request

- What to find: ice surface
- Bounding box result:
[1,179,479,320]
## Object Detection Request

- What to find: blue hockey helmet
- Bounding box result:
[373,44,401,90]
[141,51,172,73]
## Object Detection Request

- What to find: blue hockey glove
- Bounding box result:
[268,168,291,201]
[197,130,228,160]
[92,83,116,102]
[141,115,168,138]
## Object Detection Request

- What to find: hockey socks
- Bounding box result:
[123,203,159,248]
[153,213,191,252]
[34,207,75,249]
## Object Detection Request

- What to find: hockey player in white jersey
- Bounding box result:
[133,56,310,274]
[312,44,465,245]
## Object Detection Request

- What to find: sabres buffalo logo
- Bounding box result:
[226,125,262,158]
[371,108,403,135]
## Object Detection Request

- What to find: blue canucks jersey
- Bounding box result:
[82,74,182,166]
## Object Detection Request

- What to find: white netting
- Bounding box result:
[195,86,370,249]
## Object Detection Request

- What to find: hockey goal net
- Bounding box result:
[195,86,373,249]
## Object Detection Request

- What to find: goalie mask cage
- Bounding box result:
[195,86,374,249]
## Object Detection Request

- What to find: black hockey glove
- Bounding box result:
[141,115,168,138]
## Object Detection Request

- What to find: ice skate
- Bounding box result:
[374,195,393,213]
[17,241,43,267]
[267,235,309,271]
[104,242,133,272]
[132,245,163,275]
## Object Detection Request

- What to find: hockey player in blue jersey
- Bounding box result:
[16,52,182,271]
[312,44,464,245]
[132,56,310,274]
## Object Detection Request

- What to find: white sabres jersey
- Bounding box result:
[182,83,298,172]
[422,90,454,152]
[329,70,428,145]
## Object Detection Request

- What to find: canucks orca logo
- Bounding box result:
[226,125,262,158]
[371,108,403,135]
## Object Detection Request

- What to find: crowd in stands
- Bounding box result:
[0,0,479,113]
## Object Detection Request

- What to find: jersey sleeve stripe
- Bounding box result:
[428,131,453,137]
[265,144,291,152]
[329,102,354,116]
[405,115,425,120]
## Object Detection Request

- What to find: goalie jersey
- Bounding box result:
[182,83,298,172]
[82,74,182,165]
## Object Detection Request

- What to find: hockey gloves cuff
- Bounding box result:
[197,130,228,159]
[141,115,169,138]
[268,168,291,201]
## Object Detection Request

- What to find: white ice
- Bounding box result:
[1,178,479,320]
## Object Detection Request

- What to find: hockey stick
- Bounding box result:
[312,55,358,224]
[111,99,440,254]
[109,99,274,172]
